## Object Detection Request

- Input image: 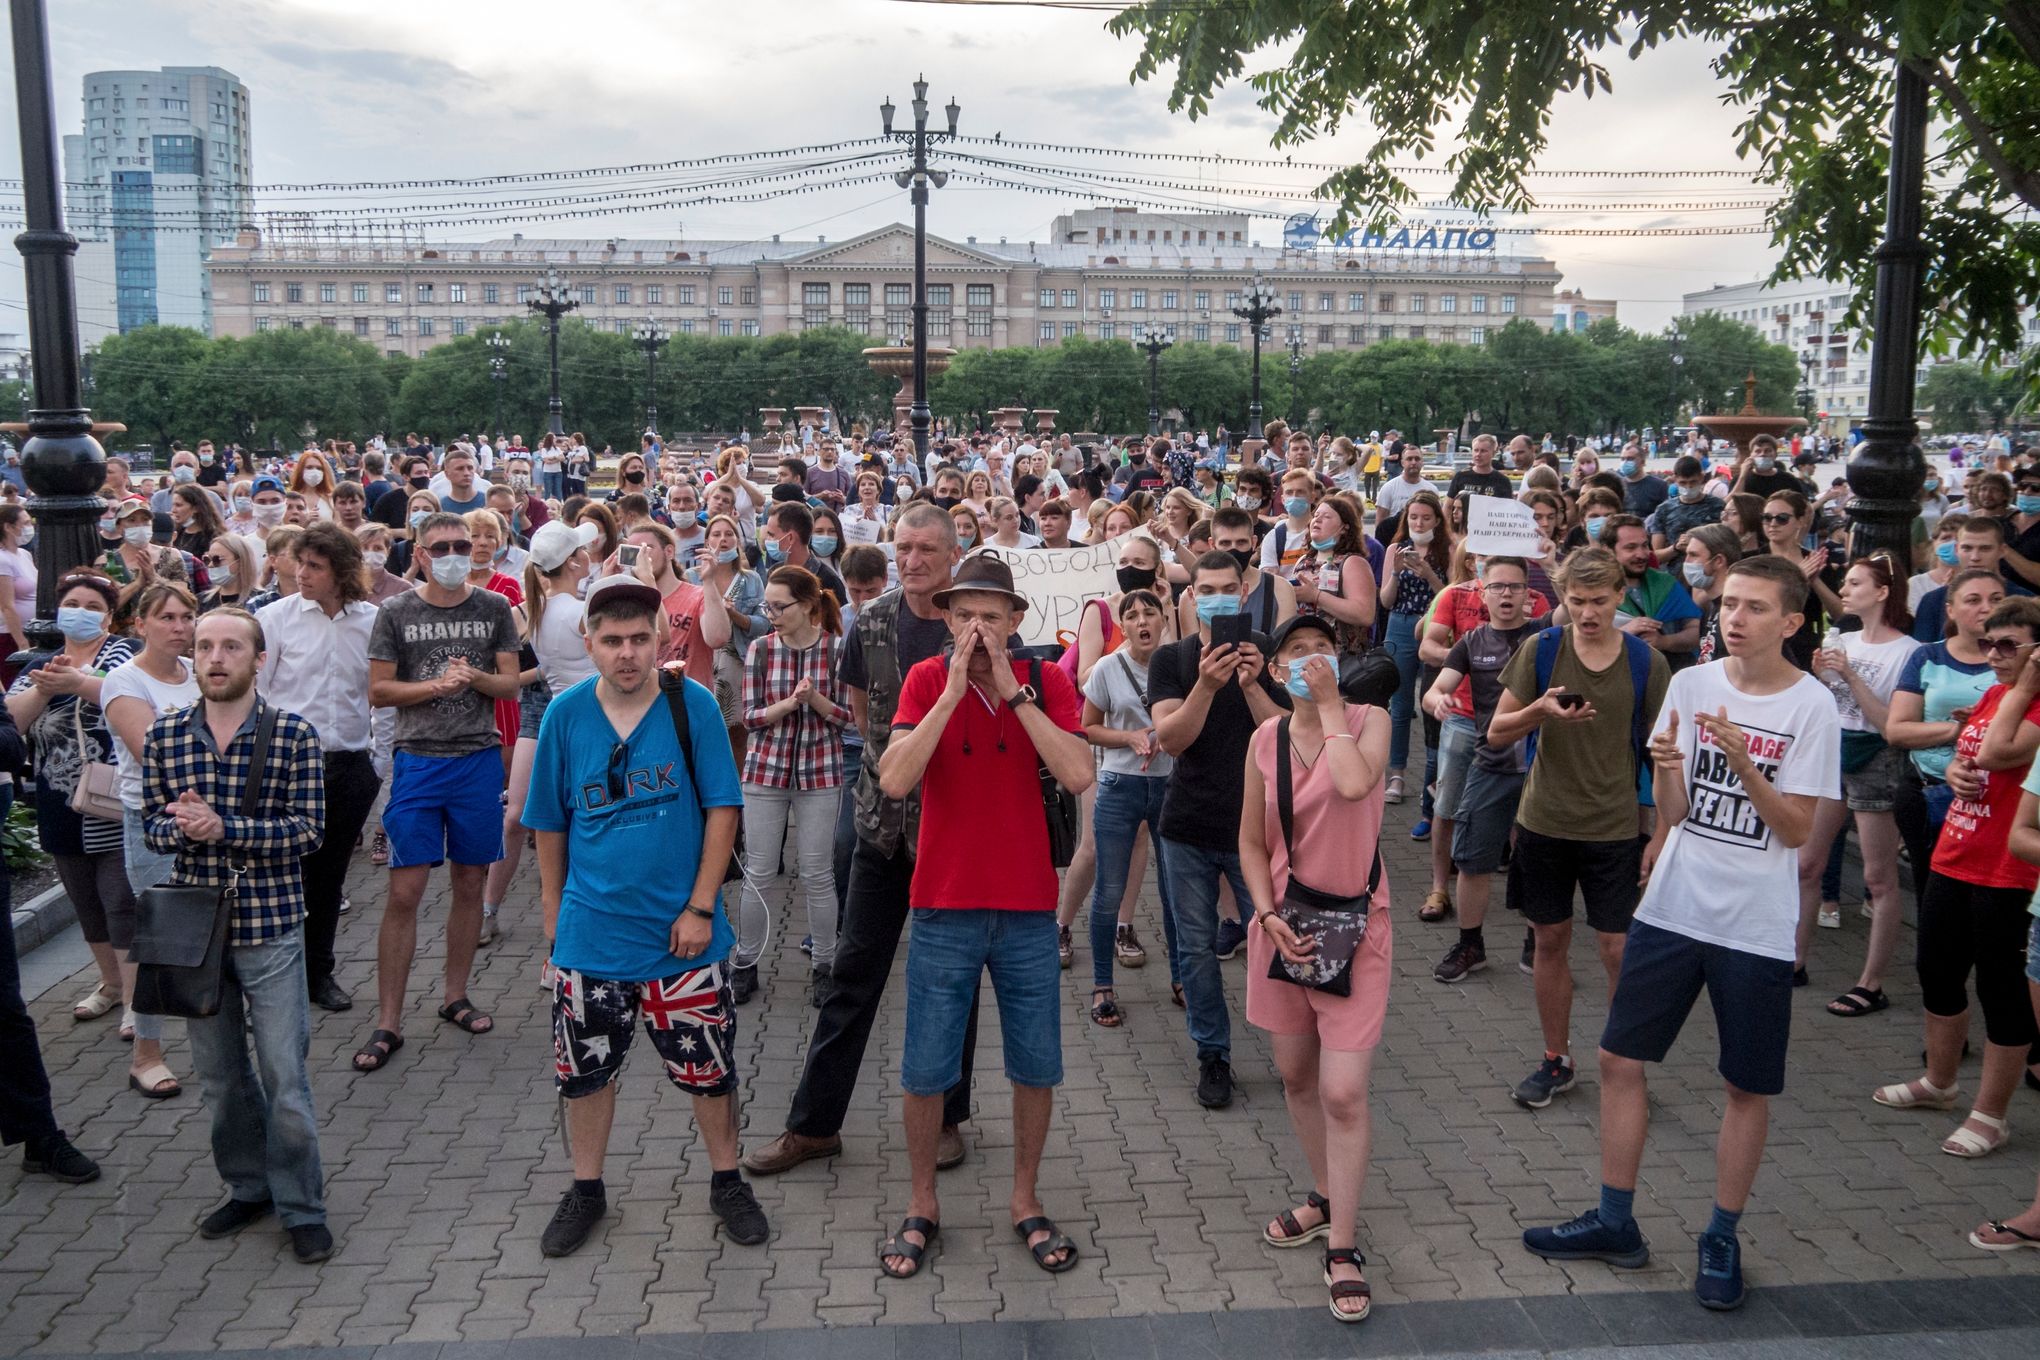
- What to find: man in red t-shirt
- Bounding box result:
[874,555,1094,1283]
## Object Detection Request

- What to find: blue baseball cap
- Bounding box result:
[251,474,285,496]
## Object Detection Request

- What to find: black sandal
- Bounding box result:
[1827,986,1889,1017]
[1090,990,1123,1028]
[1170,982,1185,1008]
[1263,1190,1331,1248]
[878,1216,939,1279]
[437,998,494,1034]
[1014,1214,1079,1273]
[1323,1245,1371,1323]
[351,1029,404,1073]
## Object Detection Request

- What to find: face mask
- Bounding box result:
[1195,593,1242,623]
[1310,536,1339,553]
[1754,457,1776,473]
[172,466,196,484]
[1682,561,1713,591]
[361,551,387,573]
[409,510,431,531]
[56,605,105,642]
[810,535,838,558]
[409,475,431,490]
[302,468,325,487]
[624,470,645,484]
[429,553,471,588]
[1923,477,1940,492]
[932,495,960,511]
[510,476,530,493]
[716,547,740,564]
[1936,540,1959,566]
[1115,565,1157,593]
[199,453,214,466]
[1409,529,1435,547]
[492,544,509,564]
[2019,496,2040,516]
[1234,494,1261,512]
[123,525,152,548]
[1284,496,1311,518]
[18,524,32,547]
[1286,656,1318,699]
[1577,463,1597,478]
[1226,547,1254,573]
[1584,517,1607,540]
[98,516,117,537]
[1619,460,1639,478]
[1678,484,1704,503]
[232,495,253,515]
[253,501,285,527]
[764,539,787,565]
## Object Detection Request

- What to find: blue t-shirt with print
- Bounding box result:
[524,674,744,981]
[1893,642,1994,782]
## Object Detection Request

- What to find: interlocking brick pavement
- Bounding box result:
[1,791,2035,1353]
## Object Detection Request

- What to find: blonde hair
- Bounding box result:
[462,508,509,546]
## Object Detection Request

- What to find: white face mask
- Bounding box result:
[1409,529,1435,546]
[123,525,152,548]
[302,467,325,487]
[253,501,286,527]
[361,550,387,573]
[429,553,471,588]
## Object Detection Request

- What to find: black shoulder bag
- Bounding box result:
[1263,716,1384,998]
[131,704,278,1018]
[662,668,746,883]
[1030,659,1081,868]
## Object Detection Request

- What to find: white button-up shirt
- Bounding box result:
[256,594,379,752]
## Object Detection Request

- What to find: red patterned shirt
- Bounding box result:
[740,631,853,789]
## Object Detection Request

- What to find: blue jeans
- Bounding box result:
[1090,771,1176,989]
[1385,611,1423,772]
[185,927,326,1227]
[902,909,1061,1094]
[1163,838,1250,1063]
[542,469,565,500]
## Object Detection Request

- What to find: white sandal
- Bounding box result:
[1942,1110,2009,1158]
[1872,1075,1960,1110]
[118,1008,135,1042]
[1384,773,1405,804]
[71,982,119,1022]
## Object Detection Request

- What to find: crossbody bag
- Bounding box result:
[1263,716,1383,998]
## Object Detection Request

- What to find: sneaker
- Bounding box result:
[1058,924,1073,970]
[1512,1055,1576,1109]
[1433,939,1488,984]
[541,1186,608,1257]
[370,829,389,866]
[1214,917,1247,960]
[1817,903,1841,930]
[22,1135,100,1184]
[1522,1209,1650,1268]
[199,1196,275,1240]
[799,934,814,956]
[809,965,831,1010]
[710,1177,771,1246]
[1114,923,1147,968]
[289,1223,335,1264]
[1519,930,1536,976]
[730,963,759,1005]
[337,894,351,916]
[1695,1231,1745,1310]
[477,908,500,947]
[1410,818,1432,842]
[1196,1055,1234,1109]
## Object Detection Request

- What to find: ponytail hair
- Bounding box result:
[768,564,841,635]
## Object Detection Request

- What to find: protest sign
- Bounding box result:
[981,540,1124,647]
[1461,494,1545,558]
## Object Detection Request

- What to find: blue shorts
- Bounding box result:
[1600,920,1793,1096]
[2027,916,2040,987]
[383,748,505,869]
[902,908,1061,1095]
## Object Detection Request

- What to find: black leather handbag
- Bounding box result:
[1031,659,1081,868]
[1264,716,1384,998]
[131,705,276,1019]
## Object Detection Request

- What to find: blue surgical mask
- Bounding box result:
[56,605,104,642]
[429,553,471,588]
[1310,536,1339,553]
[1678,485,1704,503]
[492,544,509,564]
[1936,540,1959,566]
[1923,477,1940,493]
[1682,561,1713,591]
[2018,495,2040,516]
[764,539,786,565]
[715,547,740,564]
[1619,460,1639,478]
[1195,593,1242,623]
[233,495,253,515]
[172,465,196,484]
[409,510,430,531]
[1286,656,1317,698]
[810,534,838,558]
[1585,515,1607,539]
[1284,496,1311,518]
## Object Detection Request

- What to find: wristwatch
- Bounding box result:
[1012,683,1039,708]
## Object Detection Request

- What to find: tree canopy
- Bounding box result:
[1107,2,2040,382]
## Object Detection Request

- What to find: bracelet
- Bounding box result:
[1255,910,1278,927]
[1325,732,1357,742]
[683,904,717,921]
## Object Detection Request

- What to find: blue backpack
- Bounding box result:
[1522,627,1655,792]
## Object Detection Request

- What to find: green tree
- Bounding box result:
[89,324,213,450]
[186,328,395,450]
[1109,2,2040,379]
[1918,361,2027,430]
[1669,311,1802,418]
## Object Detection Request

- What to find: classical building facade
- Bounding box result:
[206,207,1584,360]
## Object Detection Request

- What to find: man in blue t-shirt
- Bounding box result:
[522,574,767,1259]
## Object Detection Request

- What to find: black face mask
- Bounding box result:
[932,495,961,511]
[1115,565,1158,593]
[624,470,645,484]
[409,476,430,489]
[1227,548,1254,572]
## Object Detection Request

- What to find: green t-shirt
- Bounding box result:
[1501,629,1670,842]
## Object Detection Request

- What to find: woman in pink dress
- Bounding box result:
[1241,613,1392,1325]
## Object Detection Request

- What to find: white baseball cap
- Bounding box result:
[528,520,600,572]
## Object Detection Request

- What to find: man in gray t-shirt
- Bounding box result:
[356,513,523,1073]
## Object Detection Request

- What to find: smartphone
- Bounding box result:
[1209,612,1250,650]
[617,543,642,571]
[1555,692,1586,711]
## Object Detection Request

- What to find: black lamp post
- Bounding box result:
[880,76,959,466]
[1134,323,1174,436]
[526,270,577,438]
[1286,324,1305,428]
[8,0,109,656]
[1232,276,1282,441]
[486,331,509,441]
[1845,58,1930,565]
[633,318,667,436]
[1797,354,1818,422]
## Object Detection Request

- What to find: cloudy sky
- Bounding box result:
[2,0,1793,341]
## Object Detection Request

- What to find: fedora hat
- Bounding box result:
[931,552,1029,611]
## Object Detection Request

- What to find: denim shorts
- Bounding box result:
[1434,715,1477,823]
[902,907,1062,1095]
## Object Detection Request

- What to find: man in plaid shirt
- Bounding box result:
[143,609,330,1262]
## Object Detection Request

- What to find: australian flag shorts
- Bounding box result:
[552,962,738,1099]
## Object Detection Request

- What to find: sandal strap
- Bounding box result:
[1324,1245,1366,1267]
[1306,1190,1331,1212]
[1988,1219,2040,1242]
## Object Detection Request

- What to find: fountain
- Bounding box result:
[861,343,956,433]
[1692,371,1808,456]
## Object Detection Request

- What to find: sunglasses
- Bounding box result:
[1981,637,2036,658]
[1760,513,1797,526]
[607,739,630,800]
[421,540,474,557]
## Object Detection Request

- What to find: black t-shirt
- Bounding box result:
[1147,632,1290,850]
[1447,468,1513,502]
[1622,475,1669,519]
[1112,461,1167,495]
[1444,621,1538,771]
[800,557,847,607]
[1736,467,1801,502]
[838,598,951,697]
[371,485,414,529]
[196,463,227,488]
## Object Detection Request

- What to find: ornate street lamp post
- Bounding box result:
[633,318,668,436]
[485,331,509,442]
[1231,276,1283,442]
[1286,324,1305,429]
[526,270,578,439]
[1134,323,1174,436]
[880,77,959,466]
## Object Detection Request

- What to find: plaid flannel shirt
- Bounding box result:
[740,631,852,789]
[142,698,327,947]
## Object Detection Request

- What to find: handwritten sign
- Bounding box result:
[1461,494,1544,558]
[980,540,1125,648]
